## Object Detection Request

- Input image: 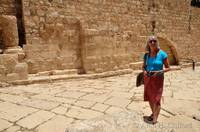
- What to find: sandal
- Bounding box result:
[152,121,158,125]
[147,114,153,121]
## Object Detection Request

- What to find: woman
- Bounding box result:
[142,35,170,124]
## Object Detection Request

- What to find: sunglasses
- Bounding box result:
[149,40,157,43]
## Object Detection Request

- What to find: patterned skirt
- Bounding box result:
[144,74,164,105]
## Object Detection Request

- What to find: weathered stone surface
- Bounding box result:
[0,66,200,131]
[74,100,96,109]
[19,99,61,110]
[0,102,38,122]
[36,115,74,132]
[0,54,18,73]
[0,74,6,82]
[0,65,7,74]
[0,15,18,47]
[0,82,10,87]
[6,73,19,81]
[0,93,28,103]
[66,106,103,120]
[0,1,16,15]
[16,110,55,129]
[65,111,142,132]
[14,63,28,80]
[5,125,21,132]
[0,118,12,131]
[0,0,200,82]
[104,97,131,108]
[91,103,110,113]
[161,115,200,132]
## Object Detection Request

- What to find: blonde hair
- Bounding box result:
[145,35,160,53]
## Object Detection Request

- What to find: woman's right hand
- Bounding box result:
[143,70,147,75]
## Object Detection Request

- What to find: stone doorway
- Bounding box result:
[158,37,179,65]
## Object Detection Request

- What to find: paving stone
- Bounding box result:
[0,87,25,95]
[91,103,110,112]
[0,67,200,131]
[81,93,110,103]
[5,125,21,132]
[0,118,13,131]
[174,90,200,101]
[0,93,28,103]
[78,88,97,93]
[104,97,131,108]
[16,110,55,129]
[105,106,124,115]
[56,91,87,99]
[19,99,61,110]
[51,105,71,115]
[66,106,103,120]
[13,85,47,94]
[0,102,38,122]
[160,115,200,132]
[74,100,96,108]
[36,115,74,132]
[127,101,149,111]
[162,98,200,117]
[14,85,64,95]
[109,91,134,99]
[66,110,142,132]
[32,94,77,104]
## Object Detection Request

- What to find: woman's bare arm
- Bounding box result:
[163,58,170,72]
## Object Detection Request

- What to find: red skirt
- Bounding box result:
[144,74,164,105]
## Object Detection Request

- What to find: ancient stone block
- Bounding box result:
[6,73,19,81]
[0,15,18,48]
[14,63,28,80]
[1,54,18,73]
[0,65,7,75]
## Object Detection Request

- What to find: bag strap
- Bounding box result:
[144,53,148,70]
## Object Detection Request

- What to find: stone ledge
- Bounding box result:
[8,69,133,86]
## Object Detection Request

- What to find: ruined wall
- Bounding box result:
[2,0,200,75]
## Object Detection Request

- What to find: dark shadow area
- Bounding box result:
[0,30,4,54]
[191,0,200,7]
[15,0,26,47]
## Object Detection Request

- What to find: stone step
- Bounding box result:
[29,69,78,77]
[9,69,133,86]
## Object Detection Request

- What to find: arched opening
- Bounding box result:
[15,0,26,47]
[158,37,179,65]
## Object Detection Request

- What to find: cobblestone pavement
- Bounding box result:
[0,67,200,132]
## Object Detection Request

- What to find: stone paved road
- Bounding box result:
[0,67,200,132]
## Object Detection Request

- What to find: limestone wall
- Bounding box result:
[1,0,200,76]
[21,0,200,74]
[0,0,16,16]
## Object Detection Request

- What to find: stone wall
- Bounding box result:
[21,0,200,74]
[0,0,200,78]
[23,16,83,73]
[0,0,16,16]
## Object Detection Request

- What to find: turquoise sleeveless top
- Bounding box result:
[144,50,168,71]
